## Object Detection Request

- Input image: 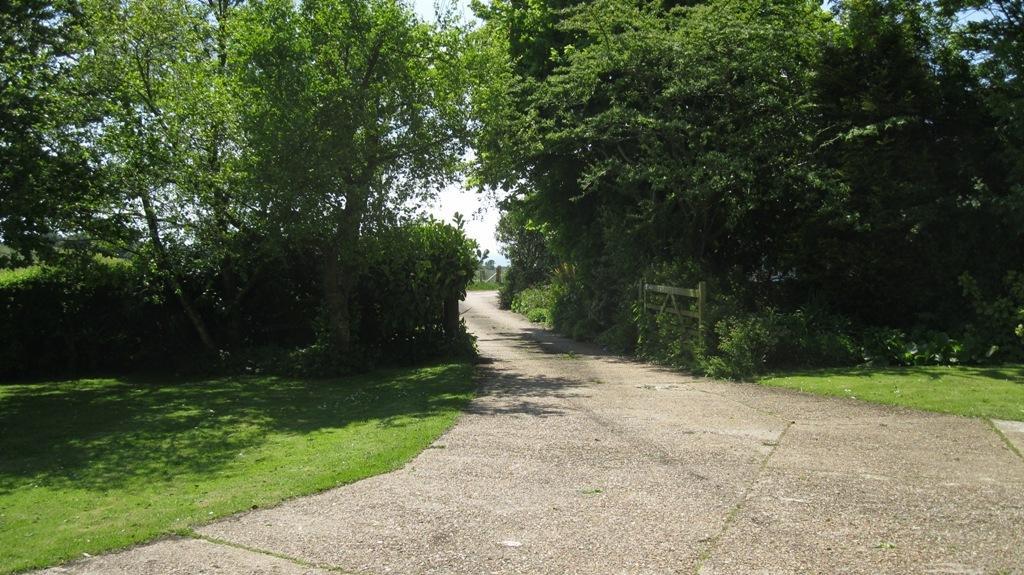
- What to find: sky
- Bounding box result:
[426,181,507,265]
[409,0,511,265]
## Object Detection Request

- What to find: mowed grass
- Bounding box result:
[760,364,1024,421]
[0,363,475,573]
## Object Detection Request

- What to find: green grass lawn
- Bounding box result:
[759,364,1024,421]
[0,363,475,573]
[467,281,500,291]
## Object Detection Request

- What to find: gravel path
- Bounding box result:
[43,291,1024,574]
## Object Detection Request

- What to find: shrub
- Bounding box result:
[0,221,479,379]
[959,271,1024,361]
[495,201,557,309]
[772,307,859,368]
[700,313,777,379]
[594,319,637,354]
[860,327,973,366]
[497,276,518,309]
[0,256,182,378]
[511,284,556,325]
[634,298,697,367]
[695,308,860,380]
[356,220,478,364]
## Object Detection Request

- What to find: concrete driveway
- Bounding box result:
[43,291,1024,574]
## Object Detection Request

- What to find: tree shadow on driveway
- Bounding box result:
[467,365,587,419]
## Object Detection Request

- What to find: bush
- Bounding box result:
[0,256,184,378]
[700,309,976,378]
[634,298,697,367]
[0,220,479,380]
[860,327,974,366]
[356,220,478,364]
[700,314,777,379]
[495,199,557,309]
[511,284,555,325]
[696,308,859,380]
[497,275,519,310]
[959,271,1024,361]
[772,307,859,368]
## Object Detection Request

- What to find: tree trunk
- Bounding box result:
[223,258,243,350]
[211,1,239,350]
[140,191,219,355]
[442,295,460,338]
[322,242,353,353]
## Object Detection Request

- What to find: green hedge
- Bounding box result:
[357,220,478,364]
[0,258,182,378]
[511,285,555,325]
[0,221,480,379]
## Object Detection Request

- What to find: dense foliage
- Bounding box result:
[472,0,1024,377]
[0,258,180,377]
[5,0,1023,379]
[0,221,477,378]
[495,197,557,308]
[0,0,110,267]
[0,0,477,377]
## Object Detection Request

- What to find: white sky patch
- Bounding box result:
[409,0,507,264]
[412,0,471,21]
[427,184,508,265]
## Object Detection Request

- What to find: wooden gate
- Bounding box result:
[640,281,707,343]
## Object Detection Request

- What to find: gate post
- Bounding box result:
[697,281,707,347]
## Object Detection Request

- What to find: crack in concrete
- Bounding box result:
[192,533,352,574]
[987,419,1024,461]
[693,420,795,575]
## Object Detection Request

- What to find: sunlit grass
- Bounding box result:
[467,281,500,291]
[0,363,475,573]
[760,364,1024,421]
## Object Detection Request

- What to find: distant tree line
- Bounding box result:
[0,0,477,377]
[471,0,1024,376]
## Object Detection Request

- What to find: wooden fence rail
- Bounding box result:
[640,281,707,344]
[477,266,504,284]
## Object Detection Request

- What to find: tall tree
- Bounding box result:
[473,0,834,328]
[78,0,250,352]
[0,0,97,265]
[235,0,469,352]
[809,0,1013,326]
[942,0,1024,219]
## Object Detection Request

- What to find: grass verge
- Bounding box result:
[0,363,475,573]
[467,281,500,291]
[759,364,1024,421]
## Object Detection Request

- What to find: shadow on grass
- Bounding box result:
[976,366,1024,383]
[767,364,1024,383]
[0,365,473,493]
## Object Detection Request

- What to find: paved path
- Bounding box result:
[44,291,1024,574]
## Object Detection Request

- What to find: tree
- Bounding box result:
[77,0,251,352]
[494,196,555,308]
[0,0,98,265]
[234,0,469,352]
[807,0,1015,326]
[475,0,1023,328]
[942,0,1024,223]
[943,0,1022,156]
[473,0,834,331]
